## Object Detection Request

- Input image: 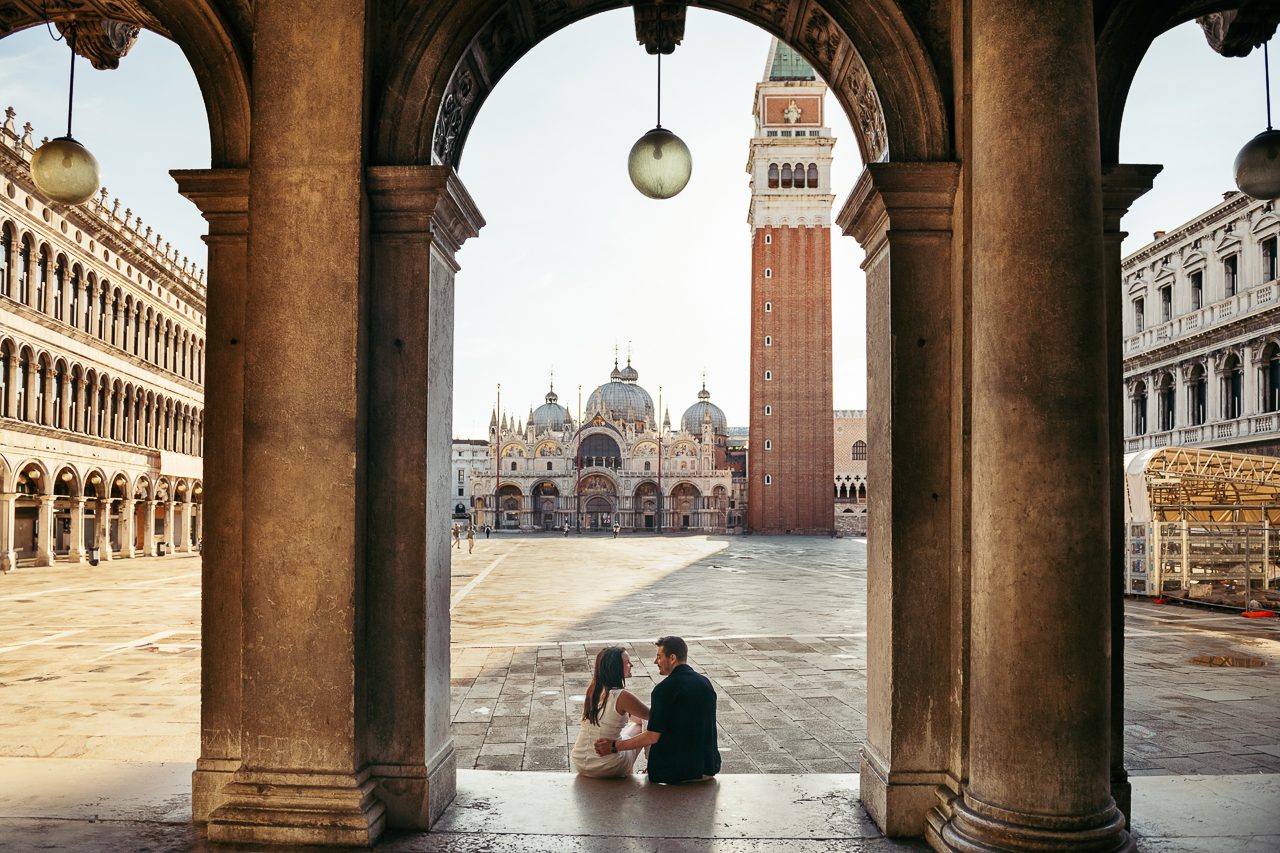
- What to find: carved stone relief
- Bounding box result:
[800,6,839,69]
[840,58,888,163]
[433,65,475,165]
[57,18,139,70]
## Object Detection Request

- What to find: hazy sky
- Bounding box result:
[1,15,1269,437]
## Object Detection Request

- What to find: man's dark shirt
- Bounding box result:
[646,663,721,783]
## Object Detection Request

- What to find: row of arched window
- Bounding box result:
[836,482,867,501]
[767,162,820,189]
[1129,344,1280,434]
[0,222,205,384]
[0,336,204,456]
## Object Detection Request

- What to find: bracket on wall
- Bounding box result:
[1198,4,1280,58]
[55,18,140,69]
[633,1,685,55]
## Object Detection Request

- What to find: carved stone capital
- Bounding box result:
[1101,165,1163,234]
[1198,6,1280,58]
[171,169,249,239]
[366,166,486,262]
[57,18,140,70]
[633,1,685,54]
[837,162,959,257]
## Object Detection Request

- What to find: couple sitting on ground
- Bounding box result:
[571,635,721,783]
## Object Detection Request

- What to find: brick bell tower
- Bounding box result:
[746,39,835,535]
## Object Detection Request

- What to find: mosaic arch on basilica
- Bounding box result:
[0,110,205,572]
[0,0,1270,850]
[471,357,735,532]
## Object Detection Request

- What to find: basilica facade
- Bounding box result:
[470,358,735,532]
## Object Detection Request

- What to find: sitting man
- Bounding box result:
[594,635,721,783]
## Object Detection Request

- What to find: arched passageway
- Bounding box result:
[1,1,1251,849]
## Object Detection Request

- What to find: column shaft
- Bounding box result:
[838,162,959,836]
[1102,164,1161,830]
[364,166,483,828]
[948,1,1132,849]
[68,498,86,563]
[35,496,54,566]
[144,501,157,556]
[204,0,383,843]
[120,499,136,558]
[0,493,14,572]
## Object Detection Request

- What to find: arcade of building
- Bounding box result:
[0,112,205,570]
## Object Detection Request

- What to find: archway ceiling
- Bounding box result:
[390,0,938,168]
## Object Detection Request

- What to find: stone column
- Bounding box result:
[59,370,71,432]
[1206,356,1220,432]
[204,0,384,843]
[76,379,88,435]
[98,499,114,561]
[174,165,249,827]
[165,500,177,553]
[41,368,53,426]
[1103,164,1161,830]
[67,497,87,563]
[177,502,192,552]
[143,500,157,556]
[119,498,136,559]
[1146,372,1160,434]
[365,167,483,829]
[838,162,959,836]
[0,492,15,572]
[34,495,55,566]
[944,2,1132,851]
[22,357,36,422]
[1243,346,1258,417]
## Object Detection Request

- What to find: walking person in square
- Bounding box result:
[452,524,461,550]
[466,525,476,554]
[594,636,721,784]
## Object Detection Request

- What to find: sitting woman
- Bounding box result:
[571,645,649,777]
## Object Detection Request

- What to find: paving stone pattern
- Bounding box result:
[0,538,1278,780]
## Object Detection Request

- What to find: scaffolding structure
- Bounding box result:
[1124,447,1280,610]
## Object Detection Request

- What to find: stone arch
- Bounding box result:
[1095,1,1241,165]
[372,0,950,168]
[14,458,51,494]
[0,3,250,167]
[52,463,83,497]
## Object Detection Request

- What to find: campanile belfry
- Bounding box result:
[746,39,836,534]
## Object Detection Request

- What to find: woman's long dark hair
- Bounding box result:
[583,646,626,725]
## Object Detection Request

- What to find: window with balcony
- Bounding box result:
[1223,354,1243,419]
[767,163,779,188]
[1190,270,1203,310]
[1264,236,1278,283]
[1224,255,1238,297]
[1188,365,1207,426]
[1133,297,1145,332]
[1159,285,1172,323]
[1132,382,1147,436]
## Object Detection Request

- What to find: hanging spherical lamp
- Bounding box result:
[32,136,100,204]
[627,18,690,201]
[628,127,692,199]
[1235,41,1280,201]
[31,24,100,205]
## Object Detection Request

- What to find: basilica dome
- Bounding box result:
[681,382,727,435]
[532,385,571,432]
[586,358,655,426]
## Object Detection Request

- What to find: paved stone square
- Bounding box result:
[1,536,1279,780]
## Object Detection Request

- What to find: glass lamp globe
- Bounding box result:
[31,136,100,205]
[628,127,692,199]
[1234,129,1280,201]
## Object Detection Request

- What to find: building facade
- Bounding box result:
[745,39,836,534]
[470,360,735,532]
[450,439,488,519]
[1,109,206,570]
[834,409,868,533]
[1123,191,1280,456]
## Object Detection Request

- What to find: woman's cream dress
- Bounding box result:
[571,689,641,777]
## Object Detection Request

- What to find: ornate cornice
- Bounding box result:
[366,165,485,263]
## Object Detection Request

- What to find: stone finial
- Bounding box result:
[144,226,152,240]
[40,136,48,145]
[165,241,171,255]
[111,198,120,217]
[21,122,33,148]
[135,216,142,231]
[124,208,132,225]
[2,107,14,135]
[98,187,109,206]
[182,255,188,270]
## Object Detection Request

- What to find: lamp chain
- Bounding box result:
[66,23,77,138]
[1266,40,1273,132]
[655,13,663,128]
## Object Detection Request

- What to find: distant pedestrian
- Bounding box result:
[564,522,570,537]
[452,524,461,549]
[612,523,620,539]
[484,524,491,539]
[466,526,476,554]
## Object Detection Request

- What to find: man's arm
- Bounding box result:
[594,729,660,756]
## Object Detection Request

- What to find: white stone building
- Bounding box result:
[834,409,868,533]
[470,358,735,532]
[450,438,488,519]
[1123,190,1280,456]
[1,109,206,570]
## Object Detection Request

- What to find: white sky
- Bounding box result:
[0,15,1269,438]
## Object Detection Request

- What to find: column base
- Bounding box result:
[937,789,1134,853]
[372,742,457,829]
[34,550,54,567]
[192,757,240,824]
[860,747,946,837]
[1112,770,1131,831]
[65,549,87,564]
[206,768,387,846]
[100,546,113,562]
[0,551,13,572]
